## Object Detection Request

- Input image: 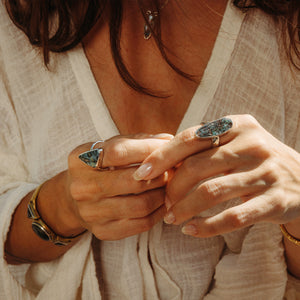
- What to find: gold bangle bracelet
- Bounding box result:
[27,183,87,246]
[280,224,300,246]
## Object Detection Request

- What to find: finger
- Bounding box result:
[72,134,173,169]
[165,139,265,208]
[78,188,165,220]
[164,170,269,225]
[165,145,243,207]
[103,134,174,167]
[108,188,165,218]
[71,167,170,200]
[181,195,272,238]
[92,205,167,240]
[133,116,239,181]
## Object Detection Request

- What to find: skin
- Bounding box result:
[5,0,228,263]
[133,114,300,278]
[83,0,227,134]
[5,0,227,264]
[5,135,171,263]
[5,0,300,283]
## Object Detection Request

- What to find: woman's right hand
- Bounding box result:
[5,134,172,264]
[61,134,172,240]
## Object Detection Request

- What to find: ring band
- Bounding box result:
[91,140,104,150]
[78,140,109,170]
[91,140,106,169]
[211,136,220,147]
[195,117,233,148]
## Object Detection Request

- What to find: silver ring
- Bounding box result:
[78,140,109,170]
[91,140,104,150]
[211,136,220,147]
[195,117,233,148]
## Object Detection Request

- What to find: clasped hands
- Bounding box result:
[67,114,300,240]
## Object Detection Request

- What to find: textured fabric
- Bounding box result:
[0,1,300,299]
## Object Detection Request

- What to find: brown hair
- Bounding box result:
[5,0,300,96]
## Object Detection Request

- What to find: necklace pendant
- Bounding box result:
[144,11,156,40]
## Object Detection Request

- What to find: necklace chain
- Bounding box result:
[143,0,169,40]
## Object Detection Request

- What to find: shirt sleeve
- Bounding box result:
[0,59,94,299]
[0,58,37,298]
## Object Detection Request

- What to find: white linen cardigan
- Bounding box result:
[0,1,300,299]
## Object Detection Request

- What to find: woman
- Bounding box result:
[1,0,300,299]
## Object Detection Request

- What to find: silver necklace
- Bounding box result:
[144,0,169,40]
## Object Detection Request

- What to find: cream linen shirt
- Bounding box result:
[0,1,300,299]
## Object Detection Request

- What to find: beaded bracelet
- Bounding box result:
[280,224,300,246]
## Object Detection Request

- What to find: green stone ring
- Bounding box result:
[195,117,233,147]
[78,140,108,169]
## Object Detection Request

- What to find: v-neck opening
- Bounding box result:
[67,48,119,140]
[177,2,245,133]
[68,2,245,138]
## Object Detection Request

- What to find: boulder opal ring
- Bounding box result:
[78,140,109,170]
[195,117,233,148]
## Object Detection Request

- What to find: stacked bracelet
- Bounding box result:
[27,183,86,246]
[280,224,300,246]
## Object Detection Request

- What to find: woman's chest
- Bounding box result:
[83,3,226,135]
[85,44,201,135]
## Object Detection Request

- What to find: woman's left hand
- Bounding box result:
[133,114,300,237]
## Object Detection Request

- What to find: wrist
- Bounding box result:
[282,218,300,279]
[37,172,86,238]
[283,218,300,241]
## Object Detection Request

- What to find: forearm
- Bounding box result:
[4,172,85,264]
[283,219,300,279]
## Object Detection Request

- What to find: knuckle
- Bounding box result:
[177,128,196,145]
[226,209,247,228]
[78,206,98,224]
[70,179,106,202]
[218,147,237,162]
[247,137,271,159]
[198,181,224,202]
[95,178,111,197]
[241,114,260,129]
[69,181,85,202]
[259,160,280,184]
[269,194,286,213]
[105,140,129,166]
[255,137,268,152]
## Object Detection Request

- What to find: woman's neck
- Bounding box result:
[83,0,228,135]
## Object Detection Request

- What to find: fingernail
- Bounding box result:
[152,133,174,139]
[133,163,152,181]
[165,196,172,210]
[164,211,176,224]
[182,224,197,235]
